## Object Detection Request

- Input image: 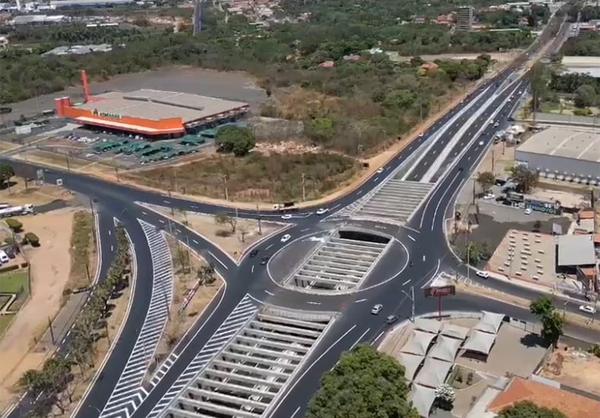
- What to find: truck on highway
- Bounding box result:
[273,202,299,212]
[0,204,34,218]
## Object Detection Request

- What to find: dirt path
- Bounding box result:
[0,208,76,410]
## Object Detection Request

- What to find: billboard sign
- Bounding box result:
[424,285,456,298]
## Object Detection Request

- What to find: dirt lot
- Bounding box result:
[0,208,76,410]
[147,204,283,260]
[542,344,600,396]
[0,176,74,207]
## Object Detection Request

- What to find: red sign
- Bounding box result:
[424,285,456,298]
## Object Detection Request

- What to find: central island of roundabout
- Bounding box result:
[267,226,410,295]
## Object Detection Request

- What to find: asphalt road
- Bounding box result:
[5,12,593,418]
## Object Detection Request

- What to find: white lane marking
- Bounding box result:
[142,211,147,215]
[374,177,379,182]
[159,219,165,224]
[307,301,321,305]
[403,279,411,286]
[330,204,341,210]
[422,255,426,262]
[290,407,301,418]
[265,244,273,251]
[208,251,228,270]
[357,190,363,195]
[408,235,416,242]
[431,169,462,231]
[355,298,367,303]
[110,245,114,252]
[264,290,274,296]
[372,331,385,345]
[192,239,199,244]
[301,228,310,232]
[251,265,255,273]
[108,230,112,236]
[350,328,371,350]
[176,229,182,233]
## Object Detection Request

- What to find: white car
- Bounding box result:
[376,167,384,174]
[478,141,484,146]
[316,208,329,216]
[280,234,292,243]
[371,304,383,315]
[489,120,494,124]
[476,270,490,279]
[524,208,532,215]
[419,132,424,137]
[281,214,293,220]
[579,305,597,315]
[483,193,495,200]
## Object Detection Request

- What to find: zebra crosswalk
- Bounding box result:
[99,220,174,418]
[146,295,259,418]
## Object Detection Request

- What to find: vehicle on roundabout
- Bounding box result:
[476,270,490,279]
[386,315,398,324]
[281,234,292,243]
[281,214,293,220]
[249,249,259,258]
[260,256,270,265]
[579,305,596,315]
[316,208,329,216]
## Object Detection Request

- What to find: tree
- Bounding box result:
[197,264,216,285]
[18,369,48,397]
[510,165,538,193]
[0,164,14,187]
[215,212,237,233]
[574,84,596,108]
[498,400,567,418]
[304,118,334,144]
[465,241,481,265]
[533,220,542,231]
[435,383,455,410]
[477,171,496,192]
[5,218,23,232]
[215,126,255,157]
[306,344,419,418]
[529,296,565,347]
[528,63,548,112]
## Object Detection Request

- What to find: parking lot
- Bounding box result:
[486,229,556,284]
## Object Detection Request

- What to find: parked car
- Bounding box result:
[371,304,383,315]
[0,251,9,263]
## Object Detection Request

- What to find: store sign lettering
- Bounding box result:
[93,109,121,120]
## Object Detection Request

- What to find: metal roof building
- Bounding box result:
[58,86,249,137]
[515,127,600,185]
[557,234,596,266]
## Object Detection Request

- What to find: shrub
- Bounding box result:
[573,108,593,116]
[4,237,14,245]
[24,232,39,247]
[5,218,23,232]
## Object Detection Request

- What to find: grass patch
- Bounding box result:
[0,314,15,337]
[125,152,361,202]
[66,211,95,292]
[0,270,29,294]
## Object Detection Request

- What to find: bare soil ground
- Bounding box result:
[154,236,223,364]
[541,343,600,396]
[0,208,76,410]
[0,177,74,207]
[147,204,283,260]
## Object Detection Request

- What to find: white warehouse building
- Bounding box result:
[515,127,600,186]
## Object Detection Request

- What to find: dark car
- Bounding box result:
[249,249,259,258]
[260,256,270,266]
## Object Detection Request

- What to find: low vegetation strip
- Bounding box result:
[0,270,29,295]
[66,211,95,294]
[124,152,361,202]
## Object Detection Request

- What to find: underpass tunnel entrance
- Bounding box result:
[338,229,391,245]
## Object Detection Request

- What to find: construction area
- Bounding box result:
[160,306,334,418]
[283,229,391,293]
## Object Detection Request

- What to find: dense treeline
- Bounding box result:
[561,31,600,56]
[3,24,144,45]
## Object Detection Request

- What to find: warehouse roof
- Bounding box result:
[517,127,600,163]
[557,234,596,266]
[75,89,249,124]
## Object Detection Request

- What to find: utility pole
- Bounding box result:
[114,167,120,182]
[491,147,495,173]
[48,316,55,345]
[256,203,262,235]
[401,286,415,322]
[301,173,306,202]
[222,175,229,201]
